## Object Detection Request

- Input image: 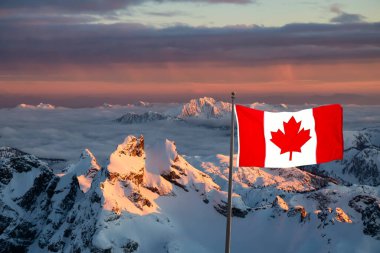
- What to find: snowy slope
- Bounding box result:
[1,136,380,253]
[1,99,380,253]
[303,128,380,186]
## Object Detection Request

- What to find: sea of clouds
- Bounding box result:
[0,103,379,167]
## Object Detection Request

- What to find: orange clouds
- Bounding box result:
[1,61,379,98]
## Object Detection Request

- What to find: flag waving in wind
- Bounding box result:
[235,104,343,168]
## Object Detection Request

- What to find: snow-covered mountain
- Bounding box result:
[115,112,175,124]
[17,103,56,110]
[303,128,380,186]
[179,97,232,119]
[134,101,152,107]
[178,97,292,120]
[1,133,379,253]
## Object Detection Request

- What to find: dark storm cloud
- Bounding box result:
[0,0,254,13]
[0,0,135,12]
[1,21,379,67]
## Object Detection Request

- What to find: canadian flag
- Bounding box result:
[235,104,343,168]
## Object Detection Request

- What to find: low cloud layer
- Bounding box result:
[0,104,379,163]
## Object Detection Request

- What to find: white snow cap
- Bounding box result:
[180,97,231,119]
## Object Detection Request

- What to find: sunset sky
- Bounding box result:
[0,0,379,106]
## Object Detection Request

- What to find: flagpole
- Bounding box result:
[225,92,235,253]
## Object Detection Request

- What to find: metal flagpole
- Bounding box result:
[225,92,235,253]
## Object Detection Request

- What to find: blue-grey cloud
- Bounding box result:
[143,10,189,17]
[0,0,254,13]
[0,21,379,68]
[329,3,366,24]
[331,12,366,24]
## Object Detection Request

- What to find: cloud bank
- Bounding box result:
[0,0,254,13]
[1,21,379,67]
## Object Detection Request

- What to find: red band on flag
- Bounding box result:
[235,105,265,167]
[313,104,344,164]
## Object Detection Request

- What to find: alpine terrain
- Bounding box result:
[0,98,379,253]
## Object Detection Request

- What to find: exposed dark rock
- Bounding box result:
[288,206,309,223]
[63,228,72,238]
[307,192,332,210]
[128,192,152,210]
[121,135,145,157]
[316,209,335,228]
[343,148,380,186]
[60,176,80,212]
[9,221,37,241]
[116,112,170,124]
[9,156,42,173]
[92,248,112,253]
[0,214,12,234]
[354,132,372,151]
[0,147,28,159]
[214,203,248,218]
[121,240,139,253]
[349,195,380,239]
[91,191,102,203]
[48,241,65,252]
[0,240,28,253]
[0,166,13,185]
[161,170,189,192]
[302,130,380,186]
[18,169,55,210]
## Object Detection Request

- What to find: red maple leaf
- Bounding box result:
[270,116,311,161]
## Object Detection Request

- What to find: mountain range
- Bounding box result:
[1,97,379,253]
[0,131,379,252]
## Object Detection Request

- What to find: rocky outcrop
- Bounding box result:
[343,147,380,186]
[214,202,249,218]
[302,129,380,186]
[349,195,380,239]
[0,148,58,251]
[272,196,289,212]
[288,206,309,222]
[335,207,352,223]
[102,135,249,217]
[0,147,107,252]
[116,112,172,124]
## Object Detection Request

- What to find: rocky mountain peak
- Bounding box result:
[180,97,232,119]
[123,135,145,158]
[66,148,101,193]
[116,111,170,124]
[107,135,145,178]
[0,147,27,159]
